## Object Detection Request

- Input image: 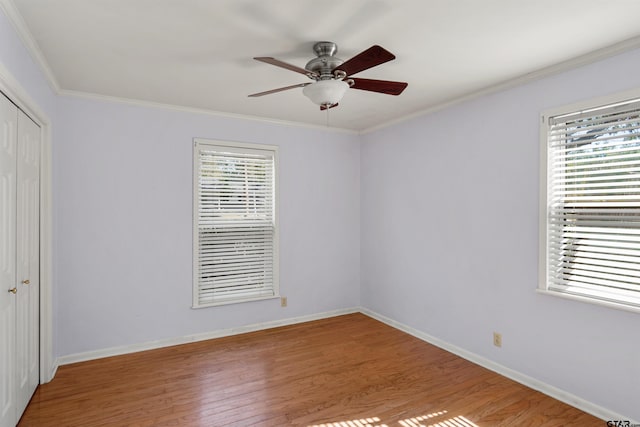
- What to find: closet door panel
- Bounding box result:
[15,111,40,417]
[0,95,17,427]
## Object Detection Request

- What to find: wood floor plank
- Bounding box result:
[18,313,602,426]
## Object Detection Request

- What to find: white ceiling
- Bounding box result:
[8,0,640,132]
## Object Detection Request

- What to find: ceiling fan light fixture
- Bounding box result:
[303,80,349,106]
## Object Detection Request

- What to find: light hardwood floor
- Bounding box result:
[19,313,601,426]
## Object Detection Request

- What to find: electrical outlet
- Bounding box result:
[493,332,502,348]
[281,297,287,307]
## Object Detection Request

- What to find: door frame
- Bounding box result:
[0,63,55,383]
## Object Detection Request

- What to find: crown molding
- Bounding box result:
[0,0,352,135]
[59,88,359,135]
[0,0,359,133]
[3,0,640,135]
[0,0,60,93]
[360,35,640,135]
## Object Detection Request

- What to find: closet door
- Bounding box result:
[15,110,40,417]
[0,95,18,427]
[0,95,40,427]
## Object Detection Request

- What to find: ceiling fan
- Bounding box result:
[248,41,408,110]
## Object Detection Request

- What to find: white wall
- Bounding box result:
[4,3,640,420]
[0,7,56,114]
[3,4,362,362]
[361,48,640,421]
[54,97,361,356]
[0,6,58,364]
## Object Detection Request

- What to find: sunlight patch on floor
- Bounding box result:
[309,410,480,427]
[309,416,388,427]
[399,411,449,427]
[424,415,478,427]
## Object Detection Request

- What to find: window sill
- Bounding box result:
[536,289,640,315]
[192,294,280,309]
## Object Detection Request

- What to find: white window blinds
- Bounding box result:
[544,97,640,308]
[193,140,278,307]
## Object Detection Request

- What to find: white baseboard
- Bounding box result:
[53,305,636,424]
[359,307,637,424]
[56,307,359,366]
[48,360,59,382]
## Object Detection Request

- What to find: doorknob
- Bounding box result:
[8,287,17,294]
[22,279,30,285]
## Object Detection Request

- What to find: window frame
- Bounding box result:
[192,138,279,308]
[538,88,640,314]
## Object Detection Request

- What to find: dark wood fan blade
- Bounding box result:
[320,103,339,111]
[248,83,310,97]
[254,57,318,76]
[350,78,407,95]
[333,45,395,77]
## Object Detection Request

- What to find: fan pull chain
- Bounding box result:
[326,104,330,127]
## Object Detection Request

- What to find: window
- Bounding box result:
[540,92,640,311]
[193,139,278,307]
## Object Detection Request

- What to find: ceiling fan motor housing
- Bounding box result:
[305,42,344,80]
